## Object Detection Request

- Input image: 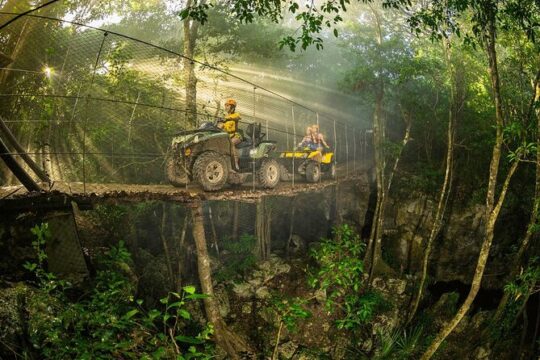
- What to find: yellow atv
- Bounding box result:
[279,147,336,183]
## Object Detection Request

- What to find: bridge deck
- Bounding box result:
[0,170,369,213]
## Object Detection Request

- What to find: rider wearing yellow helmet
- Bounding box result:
[222,98,243,170]
[223,99,243,144]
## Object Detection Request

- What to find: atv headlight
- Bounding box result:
[249,149,257,156]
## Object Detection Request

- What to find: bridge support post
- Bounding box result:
[0,136,41,191]
[0,115,50,183]
[189,201,251,358]
[44,207,90,282]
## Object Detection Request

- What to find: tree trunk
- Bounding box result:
[190,203,251,359]
[421,16,518,359]
[175,212,189,292]
[182,0,201,127]
[231,201,239,241]
[159,203,175,290]
[493,69,540,322]
[286,197,296,259]
[365,5,386,283]
[408,40,457,323]
[255,198,271,260]
[208,204,220,258]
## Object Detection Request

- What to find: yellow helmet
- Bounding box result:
[225,98,237,107]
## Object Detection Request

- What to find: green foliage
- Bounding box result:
[269,296,312,333]
[309,225,388,330]
[180,0,411,51]
[504,257,540,303]
[23,224,70,293]
[372,325,425,360]
[90,205,128,240]
[214,234,257,282]
[25,226,212,359]
[493,257,540,339]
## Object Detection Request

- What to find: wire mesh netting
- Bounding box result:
[0,9,372,190]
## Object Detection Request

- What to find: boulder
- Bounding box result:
[232,254,291,299]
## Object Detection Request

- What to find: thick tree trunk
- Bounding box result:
[190,202,251,359]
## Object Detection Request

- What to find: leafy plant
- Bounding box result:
[23,223,70,293]
[214,233,257,282]
[373,325,425,360]
[24,225,213,359]
[492,257,540,339]
[268,296,311,360]
[308,224,387,330]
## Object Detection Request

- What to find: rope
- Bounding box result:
[0,0,60,31]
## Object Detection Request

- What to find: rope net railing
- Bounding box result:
[0,11,372,190]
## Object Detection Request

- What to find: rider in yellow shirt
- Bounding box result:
[221,99,243,170]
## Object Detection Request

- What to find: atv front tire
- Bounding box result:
[305,161,321,183]
[257,158,280,188]
[193,151,229,191]
[165,150,190,187]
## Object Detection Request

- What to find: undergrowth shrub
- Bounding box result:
[25,223,212,360]
[308,224,389,330]
[214,233,257,282]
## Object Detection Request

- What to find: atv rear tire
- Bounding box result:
[165,150,189,187]
[258,158,280,188]
[325,162,336,180]
[305,161,321,183]
[193,151,229,191]
[279,164,291,181]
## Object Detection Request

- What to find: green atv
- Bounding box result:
[165,122,280,191]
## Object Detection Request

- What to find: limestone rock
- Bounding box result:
[330,336,350,360]
[314,288,326,303]
[470,311,491,330]
[232,282,252,298]
[360,338,373,353]
[473,346,491,360]
[292,348,321,360]
[255,286,270,299]
[231,254,291,299]
[241,303,252,314]
[429,292,460,328]
[278,341,299,359]
[386,278,407,295]
[372,307,400,336]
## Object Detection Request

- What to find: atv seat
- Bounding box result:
[247,123,263,145]
[236,140,253,148]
